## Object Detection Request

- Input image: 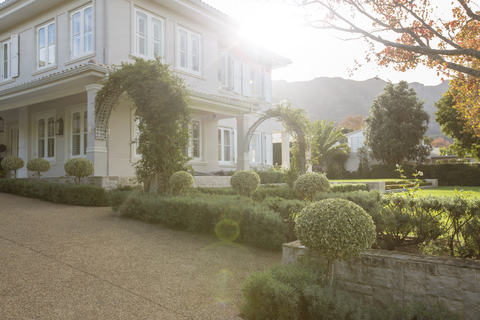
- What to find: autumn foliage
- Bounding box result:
[297,0,480,136]
[338,113,363,130]
[430,137,451,148]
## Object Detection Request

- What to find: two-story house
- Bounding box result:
[0,0,291,183]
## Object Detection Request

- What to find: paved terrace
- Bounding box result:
[0,193,281,319]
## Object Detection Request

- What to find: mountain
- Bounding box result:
[272,77,449,136]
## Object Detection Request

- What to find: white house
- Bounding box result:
[0,0,292,184]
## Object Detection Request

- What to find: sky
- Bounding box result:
[202,0,446,86]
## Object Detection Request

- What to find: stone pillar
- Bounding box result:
[17,106,28,178]
[236,114,250,171]
[281,131,290,169]
[85,84,108,176]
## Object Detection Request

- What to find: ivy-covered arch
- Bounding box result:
[94,57,191,193]
[244,104,310,174]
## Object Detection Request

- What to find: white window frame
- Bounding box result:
[177,27,201,75]
[37,21,56,70]
[33,111,56,162]
[68,107,88,158]
[250,132,262,164]
[134,8,165,60]
[70,4,94,59]
[218,127,233,163]
[132,116,141,159]
[189,120,202,160]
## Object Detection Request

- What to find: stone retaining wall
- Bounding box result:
[283,240,479,320]
[34,176,139,190]
[192,176,231,188]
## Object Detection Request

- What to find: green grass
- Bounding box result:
[415,186,480,198]
[330,179,406,182]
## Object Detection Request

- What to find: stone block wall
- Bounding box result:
[192,176,231,188]
[283,240,480,320]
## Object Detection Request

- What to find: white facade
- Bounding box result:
[0,0,291,179]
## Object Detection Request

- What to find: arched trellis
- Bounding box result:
[95,89,123,140]
[244,105,309,174]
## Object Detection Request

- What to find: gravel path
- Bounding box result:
[0,193,282,319]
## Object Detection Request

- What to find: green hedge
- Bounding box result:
[330,183,368,193]
[110,191,287,250]
[328,163,480,186]
[314,190,383,217]
[241,262,460,320]
[253,170,285,184]
[0,179,109,206]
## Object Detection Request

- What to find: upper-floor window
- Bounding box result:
[135,9,165,60]
[37,21,55,69]
[177,27,201,75]
[1,35,19,81]
[218,53,272,102]
[71,5,93,58]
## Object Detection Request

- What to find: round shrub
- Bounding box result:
[295,198,376,261]
[27,158,51,178]
[64,158,94,184]
[294,172,330,201]
[1,156,25,177]
[169,171,194,195]
[230,170,260,198]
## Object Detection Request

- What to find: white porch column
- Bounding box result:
[236,114,250,171]
[17,106,28,178]
[203,117,219,172]
[281,131,290,169]
[85,84,107,176]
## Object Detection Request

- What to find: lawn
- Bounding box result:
[330,179,406,182]
[415,186,480,198]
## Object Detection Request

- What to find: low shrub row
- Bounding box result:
[240,261,460,320]
[109,191,287,250]
[330,183,368,193]
[0,179,109,206]
[253,169,285,184]
[327,163,480,186]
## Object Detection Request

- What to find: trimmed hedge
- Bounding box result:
[110,191,287,250]
[314,190,383,217]
[0,179,109,206]
[253,169,285,184]
[330,183,368,193]
[328,163,480,186]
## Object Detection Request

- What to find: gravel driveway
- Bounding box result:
[0,193,282,319]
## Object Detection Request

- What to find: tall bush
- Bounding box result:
[64,158,94,184]
[27,158,50,179]
[295,199,376,286]
[169,171,193,195]
[230,170,260,200]
[293,172,330,202]
[1,156,24,178]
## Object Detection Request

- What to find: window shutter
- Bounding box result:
[242,63,251,97]
[233,129,237,163]
[264,69,272,103]
[152,18,162,58]
[136,12,147,56]
[251,66,262,97]
[11,35,19,78]
[191,34,200,72]
[179,30,187,68]
[266,133,273,166]
[233,58,242,94]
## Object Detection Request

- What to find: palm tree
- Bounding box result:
[310,120,349,172]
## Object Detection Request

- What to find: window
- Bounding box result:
[218,128,233,162]
[191,120,201,159]
[177,27,201,74]
[218,53,229,90]
[37,22,55,68]
[132,117,141,158]
[135,9,164,59]
[1,35,18,81]
[251,132,262,164]
[71,5,93,58]
[37,116,55,160]
[71,110,88,157]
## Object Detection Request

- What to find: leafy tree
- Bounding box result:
[96,57,191,194]
[338,113,363,131]
[435,88,480,160]
[292,0,480,136]
[430,137,451,148]
[310,119,349,172]
[364,81,431,165]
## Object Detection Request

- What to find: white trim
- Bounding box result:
[70,3,95,59]
[133,7,165,61]
[36,20,56,71]
[1,39,12,81]
[31,110,57,163]
[65,105,88,159]
[218,127,233,164]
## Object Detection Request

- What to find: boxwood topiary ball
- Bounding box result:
[169,171,194,195]
[1,156,25,171]
[230,170,261,197]
[27,158,51,174]
[294,172,330,201]
[295,198,376,261]
[64,158,94,180]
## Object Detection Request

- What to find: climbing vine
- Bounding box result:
[95,57,192,194]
